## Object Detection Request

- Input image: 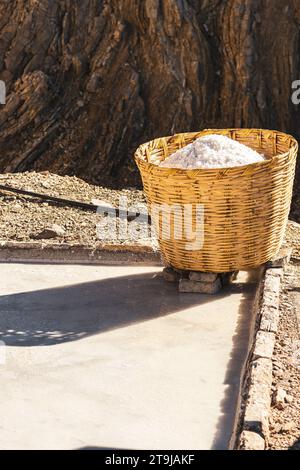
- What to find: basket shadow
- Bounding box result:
[211,268,262,449]
[0,271,232,347]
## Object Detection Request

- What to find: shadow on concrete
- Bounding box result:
[211,268,263,450]
[0,270,244,347]
[0,267,259,450]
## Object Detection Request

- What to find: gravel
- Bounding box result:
[268,264,300,450]
[0,171,156,247]
[283,221,300,260]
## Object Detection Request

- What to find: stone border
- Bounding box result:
[0,240,162,266]
[233,264,283,450]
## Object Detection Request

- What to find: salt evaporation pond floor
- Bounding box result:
[0,263,259,449]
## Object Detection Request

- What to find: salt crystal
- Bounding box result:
[157,134,264,169]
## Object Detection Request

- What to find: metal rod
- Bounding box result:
[0,183,150,222]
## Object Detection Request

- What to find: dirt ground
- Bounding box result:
[0,171,153,247]
[268,263,300,450]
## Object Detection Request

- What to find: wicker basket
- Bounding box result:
[134,129,298,272]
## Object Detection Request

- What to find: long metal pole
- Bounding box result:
[0,183,150,222]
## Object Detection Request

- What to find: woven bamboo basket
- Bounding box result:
[134,129,298,273]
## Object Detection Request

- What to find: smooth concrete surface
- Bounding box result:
[0,263,258,450]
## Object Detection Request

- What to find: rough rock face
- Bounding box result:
[0,1,299,205]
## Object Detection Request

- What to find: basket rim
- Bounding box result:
[134,128,298,174]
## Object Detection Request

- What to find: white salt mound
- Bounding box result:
[158,134,265,169]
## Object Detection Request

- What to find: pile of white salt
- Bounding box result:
[156,134,264,169]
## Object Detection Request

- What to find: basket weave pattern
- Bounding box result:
[135,129,298,272]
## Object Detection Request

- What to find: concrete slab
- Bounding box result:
[0,263,258,450]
